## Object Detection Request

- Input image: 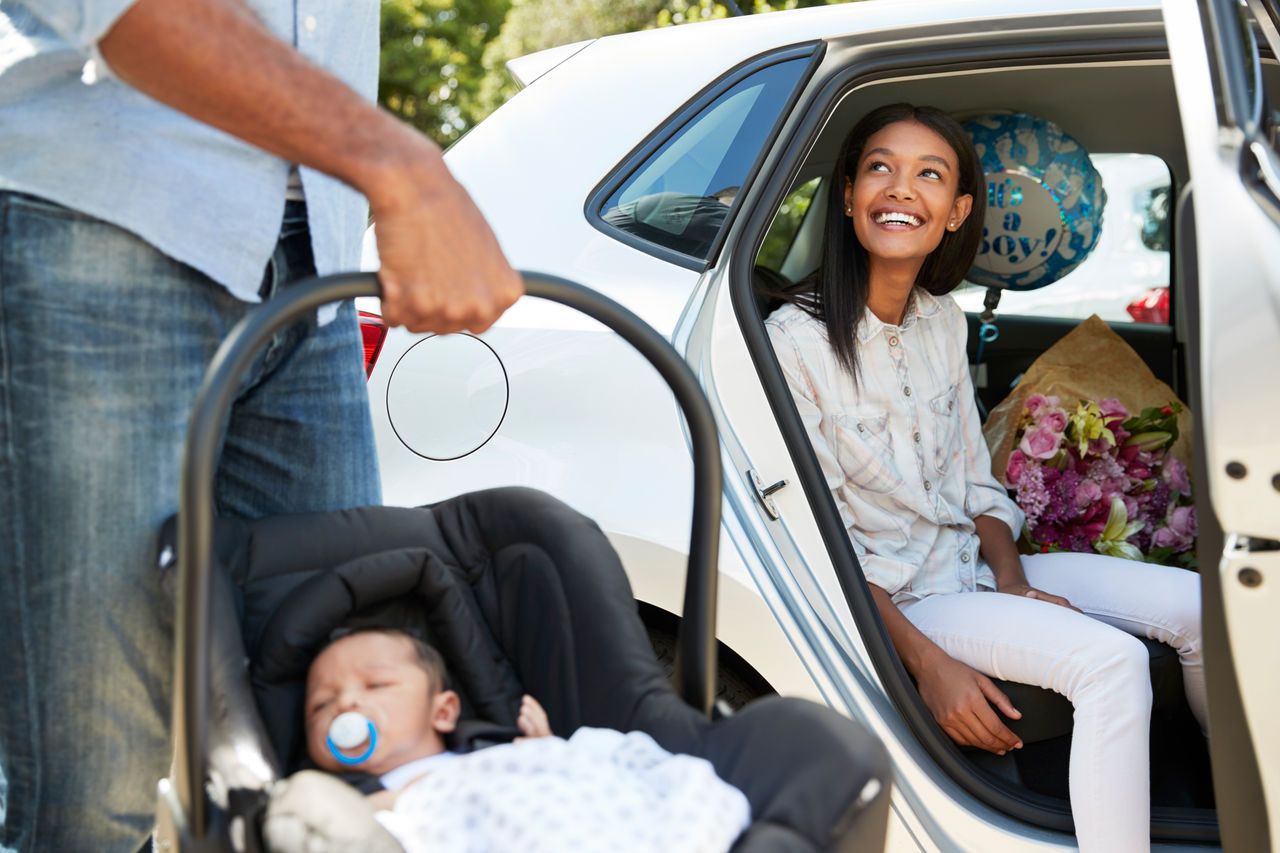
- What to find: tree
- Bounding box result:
[379,0,510,145]
[477,0,665,116]
[655,0,849,27]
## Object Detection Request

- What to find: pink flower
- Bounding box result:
[1168,504,1197,537]
[1153,505,1197,551]
[1005,450,1028,487]
[1075,480,1102,507]
[1019,425,1062,460]
[1099,398,1128,418]
[1025,393,1060,418]
[1162,457,1191,495]
[1039,409,1068,434]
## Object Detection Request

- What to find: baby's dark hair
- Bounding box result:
[327,626,450,692]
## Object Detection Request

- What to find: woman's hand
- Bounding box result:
[998,582,1082,613]
[515,694,551,740]
[916,651,1024,755]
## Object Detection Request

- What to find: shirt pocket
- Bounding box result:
[833,411,905,495]
[929,385,962,475]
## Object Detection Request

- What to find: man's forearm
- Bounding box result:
[97,0,523,334]
[98,0,436,211]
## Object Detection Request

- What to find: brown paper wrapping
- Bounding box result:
[982,315,1193,485]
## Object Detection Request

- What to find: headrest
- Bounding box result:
[250,545,525,771]
[963,113,1107,291]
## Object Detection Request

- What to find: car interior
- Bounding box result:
[739,29,1265,846]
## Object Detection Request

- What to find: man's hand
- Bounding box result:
[998,582,1082,613]
[366,144,523,335]
[916,651,1024,755]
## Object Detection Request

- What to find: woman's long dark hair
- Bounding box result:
[777,103,986,379]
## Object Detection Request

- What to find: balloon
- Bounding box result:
[963,113,1107,290]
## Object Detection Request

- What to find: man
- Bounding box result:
[0,1,523,850]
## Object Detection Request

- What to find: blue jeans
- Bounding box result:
[0,193,380,851]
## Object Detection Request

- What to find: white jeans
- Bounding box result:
[897,553,1205,853]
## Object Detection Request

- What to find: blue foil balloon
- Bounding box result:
[963,113,1107,290]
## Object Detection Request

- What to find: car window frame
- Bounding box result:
[585,43,823,272]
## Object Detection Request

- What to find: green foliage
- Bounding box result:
[656,0,849,27]
[478,0,665,116]
[377,0,863,143]
[758,178,819,271]
[379,0,511,145]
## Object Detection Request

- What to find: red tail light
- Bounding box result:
[358,311,387,378]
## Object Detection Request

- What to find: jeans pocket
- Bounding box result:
[2,190,95,223]
[834,411,905,495]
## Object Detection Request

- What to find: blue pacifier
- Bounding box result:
[326,711,377,765]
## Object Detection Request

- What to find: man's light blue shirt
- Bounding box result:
[0,0,379,301]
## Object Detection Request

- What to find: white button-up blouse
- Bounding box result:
[766,289,1024,604]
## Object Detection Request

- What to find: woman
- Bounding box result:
[765,103,1205,853]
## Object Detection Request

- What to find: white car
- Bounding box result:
[359,1,1280,850]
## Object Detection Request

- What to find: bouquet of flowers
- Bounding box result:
[1002,394,1196,567]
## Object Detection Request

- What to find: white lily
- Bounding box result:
[1093,496,1144,561]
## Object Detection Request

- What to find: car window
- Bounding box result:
[598,57,809,262]
[952,154,1173,325]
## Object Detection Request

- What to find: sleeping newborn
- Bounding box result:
[301,628,750,853]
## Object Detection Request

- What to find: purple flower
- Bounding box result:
[1016,465,1050,527]
[1005,450,1028,487]
[1161,456,1191,496]
[1169,504,1197,537]
[1153,505,1197,552]
[1126,462,1152,481]
[1099,398,1129,418]
[1020,425,1062,461]
[1075,480,1102,507]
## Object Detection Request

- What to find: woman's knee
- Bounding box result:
[1078,630,1153,711]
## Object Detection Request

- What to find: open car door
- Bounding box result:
[1163,0,1280,849]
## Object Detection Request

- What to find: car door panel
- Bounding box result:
[1165,0,1280,848]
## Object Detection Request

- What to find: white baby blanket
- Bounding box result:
[375,727,751,853]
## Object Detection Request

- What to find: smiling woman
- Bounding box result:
[764,104,1207,853]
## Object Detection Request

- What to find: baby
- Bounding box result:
[297,627,752,853]
[304,627,549,807]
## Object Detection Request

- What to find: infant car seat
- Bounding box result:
[153,273,892,853]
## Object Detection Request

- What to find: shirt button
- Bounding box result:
[856,423,865,433]
[903,386,912,397]
[888,335,899,346]
[961,552,970,563]
[948,400,955,411]
[305,15,318,32]
[913,432,921,443]
[924,480,932,491]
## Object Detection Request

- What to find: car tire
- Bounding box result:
[645,624,772,711]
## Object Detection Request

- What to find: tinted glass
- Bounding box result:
[600,58,808,261]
